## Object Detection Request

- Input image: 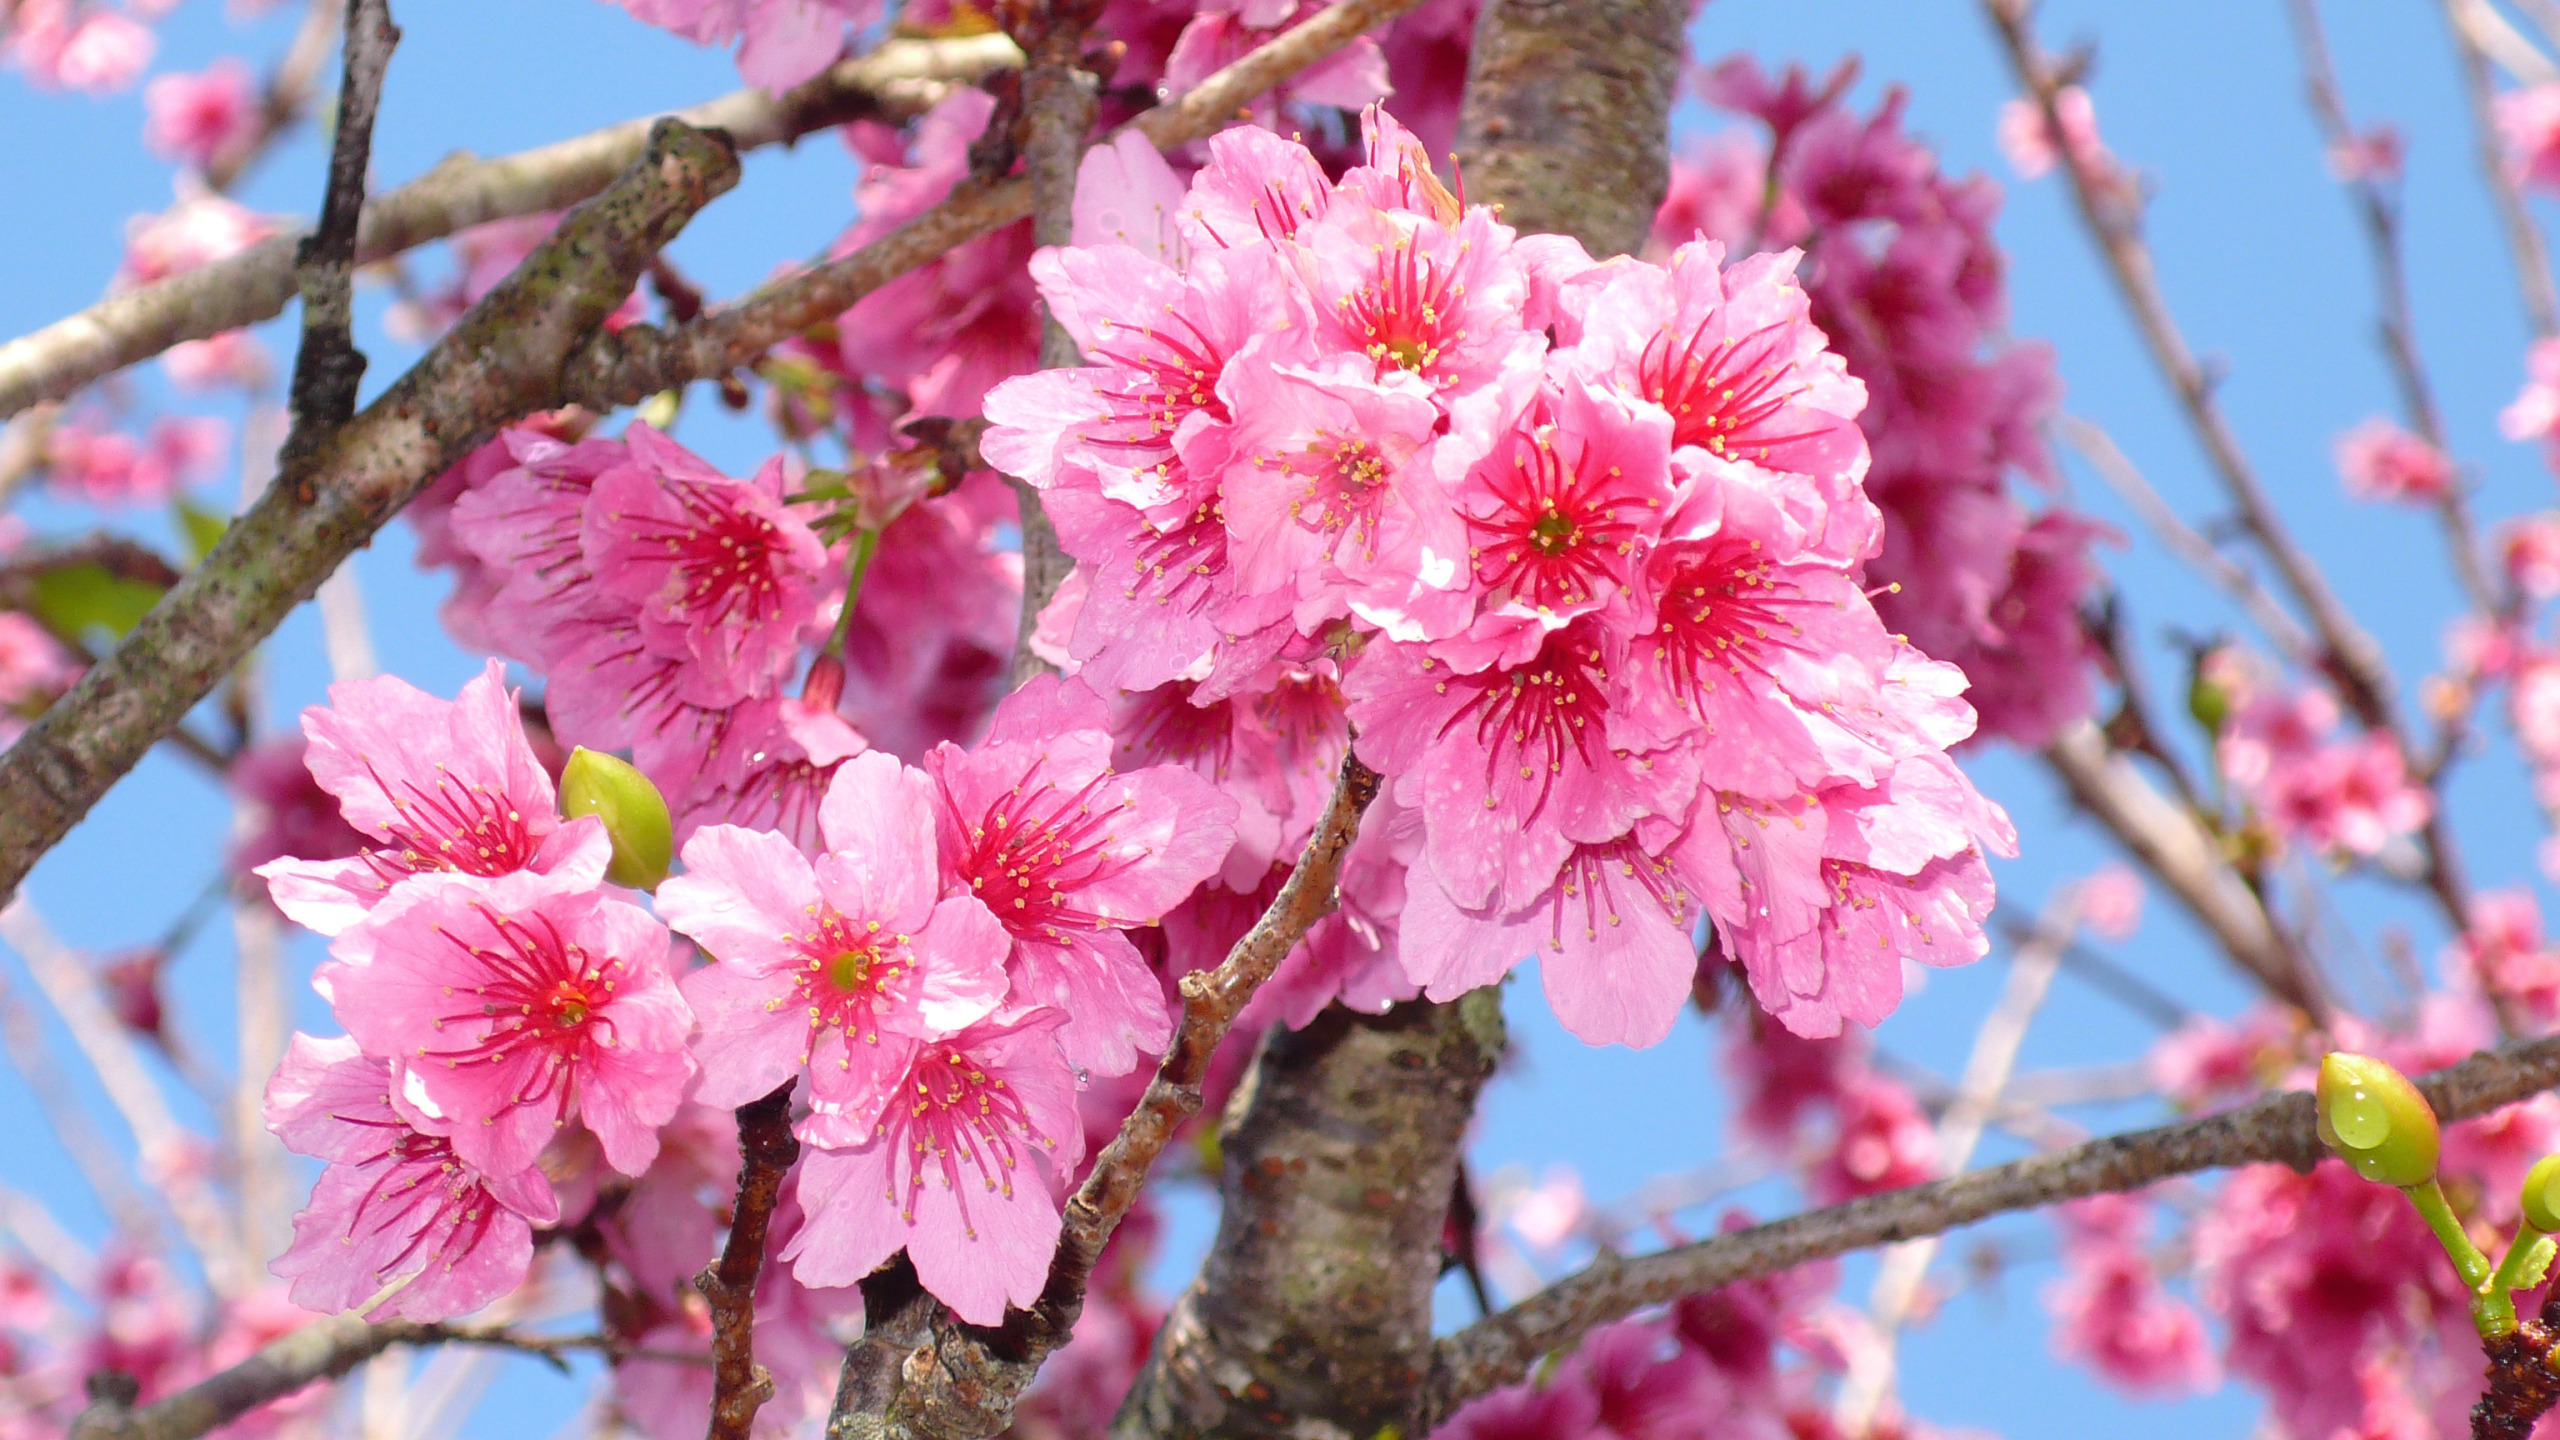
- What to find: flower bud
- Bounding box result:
[2315,1052,2441,1187]
[2525,1155,2560,1234]
[559,748,672,891]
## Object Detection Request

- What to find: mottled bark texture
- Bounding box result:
[1112,992,1507,1440]
[1453,0,1684,259]
[0,121,739,902]
[1109,9,1684,1434]
[280,0,398,475]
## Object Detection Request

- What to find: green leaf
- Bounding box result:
[174,500,229,564]
[31,563,165,642]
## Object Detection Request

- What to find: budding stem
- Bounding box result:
[2404,1177,2494,1290]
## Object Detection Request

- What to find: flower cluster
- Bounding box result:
[2212,662,2431,862]
[1673,62,2109,750]
[255,665,697,1319]
[985,108,2014,1044]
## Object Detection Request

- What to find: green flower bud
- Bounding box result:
[559,748,673,892]
[2525,1155,2560,1234]
[2315,1052,2441,1187]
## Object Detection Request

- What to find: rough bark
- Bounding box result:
[1111,992,1507,1440]
[1452,0,1684,260]
[705,1085,804,1440]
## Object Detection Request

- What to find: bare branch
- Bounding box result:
[560,0,1432,412]
[280,0,400,472]
[2039,719,2317,1014]
[0,35,1019,421]
[0,120,741,903]
[705,1085,802,1440]
[204,0,345,194]
[2444,0,2560,340]
[66,1317,640,1440]
[1420,1029,2560,1427]
[2286,0,2498,613]
[847,753,1383,1440]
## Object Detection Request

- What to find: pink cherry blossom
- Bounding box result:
[657,750,1011,1144]
[786,1012,1084,1325]
[319,870,695,1177]
[2449,888,2560,1027]
[606,0,881,91]
[254,660,607,935]
[1806,1068,1935,1204]
[1995,85,2107,181]
[160,328,269,391]
[924,677,1239,1075]
[263,1034,559,1320]
[1298,188,1538,399]
[11,3,152,93]
[2502,337,2560,457]
[142,58,253,170]
[1163,1,1390,130]
[446,428,630,671]
[2500,82,2560,193]
[2042,1194,2218,1397]
[580,430,830,709]
[2501,513,2560,599]
[117,187,274,289]
[2334,417,2455,503]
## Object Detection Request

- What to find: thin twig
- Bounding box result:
[280,0,399,474]
[0,35,1020,421]
[2448,0,2560,339]
[704,1084,801,1440]
[1984,0,2473,936]
[1836,890,2078,1435]
[2286,0,2498,613]
[1419,1026,2560,1427]
[853,753,1383,1440]
[205,0,344,193]
[0,120,741,904]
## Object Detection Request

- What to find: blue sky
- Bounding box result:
[1,1,2551,1435]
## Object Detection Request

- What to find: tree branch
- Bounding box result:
[0,120,741,903]
[706,1084,802,1440]
[65,1316,641,1440]
[558,0,1431,413]
[280,0,398,474]
[0,34,1019,421]
[833,753,1383,1440]
[2443,0,2560,341]
[1418,1029,2560,1428]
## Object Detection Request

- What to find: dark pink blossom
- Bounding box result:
[657,751,1011,1145]
[263,1034,558,1320]
[319,871,695,1177]
[606,0,881,91]
[2501,83,2560,193]
[2043,1194,2218,1397]
[142,58,253,169]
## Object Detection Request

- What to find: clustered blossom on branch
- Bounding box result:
[985,106,2016,1046]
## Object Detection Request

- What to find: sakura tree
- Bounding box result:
[8,2,2560,1439]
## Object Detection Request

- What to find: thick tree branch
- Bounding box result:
[1419,1029,2560,1428]
[0,121,740,902]
[833,754,1383,1440]
[281,0,398,473]
[559,0,1430,412]
[0,35,1019,421]
[1452,0,1684,258]
[706,1084,802,1440]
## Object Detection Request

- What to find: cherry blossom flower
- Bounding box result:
[2449,888,2560,1029]
[320,869,693,1178]
[2500,82,2560,193]
[606,0,881,92]
[2500,513,2560,599]
[1995,85,2107,180]
[117,187,273,289]
[2043,1194,2218,1397]
[786,1011,1084,1325]
[924,678,1239,1075]
[9,2,152,93]
[264,1034,558,1320]
[657,750,1011,1145]
[2334,417,2455,503]
[254,660,608,935]
[142,58,253,169]
[2503,337,2560,460]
